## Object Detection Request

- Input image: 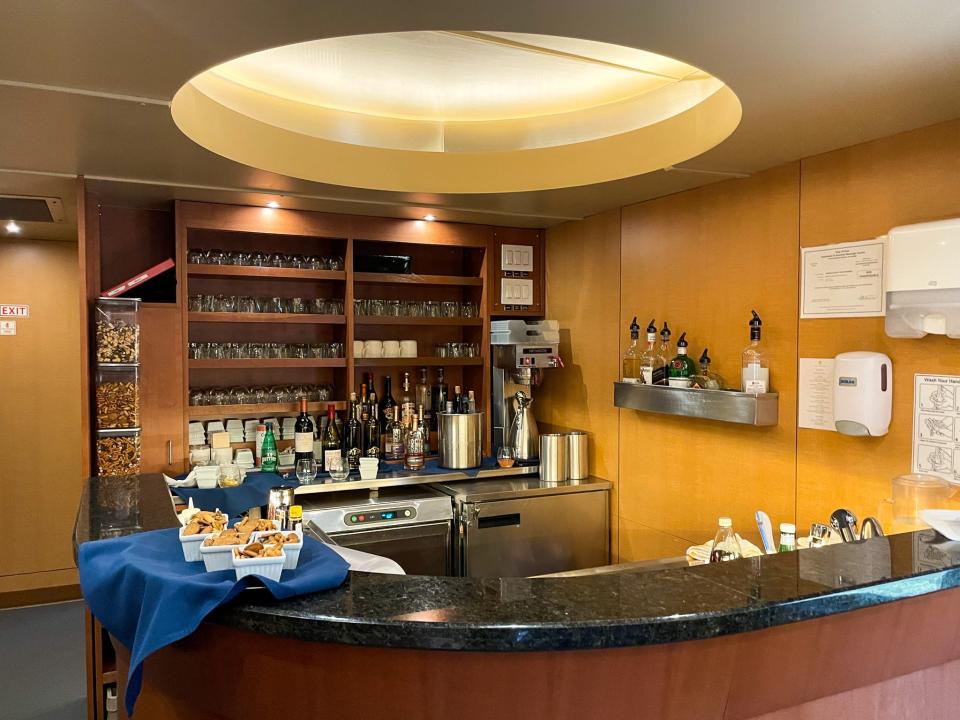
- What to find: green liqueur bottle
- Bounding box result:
[261,422,278,472]
[653,321,672,385]
[667,332,697,387]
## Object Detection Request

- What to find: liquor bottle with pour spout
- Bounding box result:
[622,317,642,383]
[639,319,662,385]
[653,321,672,385]
[741,310,769,394]
[691,349,724,390]
[667,332,697,387]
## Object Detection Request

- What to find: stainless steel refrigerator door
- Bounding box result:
[458,490,609,577]
[330,520,452,576]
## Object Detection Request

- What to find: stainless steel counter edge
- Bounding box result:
[293,463,541,496]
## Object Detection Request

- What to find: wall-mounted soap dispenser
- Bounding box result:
[834,352,892,436]
[885,217,960,339]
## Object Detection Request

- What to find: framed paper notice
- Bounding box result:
[801,238,885,318]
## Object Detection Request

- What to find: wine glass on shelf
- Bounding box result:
[296,458,318,485]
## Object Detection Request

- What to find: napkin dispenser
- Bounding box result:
[885,217,960,339]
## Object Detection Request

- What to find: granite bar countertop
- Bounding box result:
[76,474,960,651]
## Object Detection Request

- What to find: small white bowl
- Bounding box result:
[232,550,285,582]
[254,528,304,570]
[179,525,216,562]
[358,460,379,481]
[198,539,236,572]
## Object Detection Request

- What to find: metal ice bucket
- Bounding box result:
[437,412,484,469]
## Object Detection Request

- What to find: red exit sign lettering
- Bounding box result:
[0,304,29,318]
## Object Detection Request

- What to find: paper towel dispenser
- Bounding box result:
[885,217,960,339]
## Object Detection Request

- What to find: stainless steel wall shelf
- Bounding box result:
[613,382,779,426]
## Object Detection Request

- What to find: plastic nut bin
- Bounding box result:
[95,365,140,429]
[96,429,142,476]
[95,297,140,364]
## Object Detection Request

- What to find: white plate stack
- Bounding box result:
[188,422,206,446]
[262,417,280,436]
[243,419,259,442]
[225,419,244,444]
[206,420,226,436]
[281,417,297,440]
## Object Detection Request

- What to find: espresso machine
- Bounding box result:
[490,319,562,461]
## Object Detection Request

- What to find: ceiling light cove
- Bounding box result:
[171,31,741,194]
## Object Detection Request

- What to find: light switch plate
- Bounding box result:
[501,278,534,305]
[502,244,534,272]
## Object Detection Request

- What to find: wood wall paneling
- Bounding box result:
[796,119,960,531]
[617,163,801,556]
[140,304,186,474]
[541,209,622,558]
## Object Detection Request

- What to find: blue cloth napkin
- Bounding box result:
[175,472,299,516]
[79,527,349,716]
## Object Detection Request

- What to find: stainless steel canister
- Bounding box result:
[268,485,296,528]
[567,431,589,480]
[438,412,484,469]
[539,433,568,484]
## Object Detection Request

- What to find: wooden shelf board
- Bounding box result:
[189,359,346,369]
[187,264,346,281]
[353,272,482,286]
[354,316,482,326]
[354,357,482,367]
[188,312,345,324]
[187,400,346,419]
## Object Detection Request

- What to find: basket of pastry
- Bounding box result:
[178,510,228,562]
[253,529,303,570]
[231,540,286,582]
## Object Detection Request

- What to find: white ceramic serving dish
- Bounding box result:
[198,539,237,572]
[232,550,285,582]
[919,509,960,540]
[178,524,219,562]
[194,466,220,489]
[254,528,303,570]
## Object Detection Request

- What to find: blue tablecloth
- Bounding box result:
[79,528,349,716]
[176,457,504,514]
[174,472,299,516]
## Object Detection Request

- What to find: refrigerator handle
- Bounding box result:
[456,503,479,577]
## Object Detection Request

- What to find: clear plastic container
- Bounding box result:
[95,429,141,477]
[95,298,140,364]
[95,365,140,429]
[892,473,953,522]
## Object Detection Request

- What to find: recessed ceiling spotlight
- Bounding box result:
[423,214,436,222]
[4,220,21,234]
[266,200,280,208]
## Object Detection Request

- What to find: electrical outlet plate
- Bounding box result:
[502,244,534,272]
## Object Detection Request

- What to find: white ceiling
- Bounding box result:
[1,0,959,239]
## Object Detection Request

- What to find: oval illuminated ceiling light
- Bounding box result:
[171,32,741,194]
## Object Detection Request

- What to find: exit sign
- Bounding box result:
[0,304,28,318]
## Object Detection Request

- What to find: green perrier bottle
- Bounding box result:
[261,422,278,472]
[667,332,697,388]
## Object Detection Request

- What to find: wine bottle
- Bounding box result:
[399,371,416,428]
[321,404,342,472]
[416,366,432,427]
[346,392,362,470]
[452,385,465,413]
[379,375,397,435]
[294,397,314,465]
[365,393,381,458]
[261,422,278,473]
[404,406,426,471]
[430,367,448,430]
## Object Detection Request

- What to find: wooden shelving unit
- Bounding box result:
[354,357,483,367]
[187,264,346,281]
[188,312,345,324]
[189,358,346,369]
[354,316,482,326]
[187,400,346,419]
[354,272,483,286]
